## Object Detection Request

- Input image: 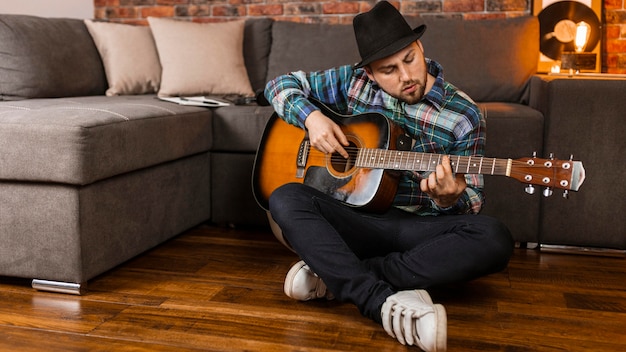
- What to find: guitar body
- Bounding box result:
[253,102,585,213]
[253,110,403,212]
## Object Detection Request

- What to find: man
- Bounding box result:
[263,2,513,351]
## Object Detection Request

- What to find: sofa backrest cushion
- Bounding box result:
[266,21,360,83]
[0,15,107,100]
[418,16,539,103]
[244,18,274,93]
[264,16,538,104]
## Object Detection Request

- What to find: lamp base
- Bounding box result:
[561,52,597,71]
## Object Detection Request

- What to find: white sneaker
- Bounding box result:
[381,290,447,351]
[284,260,333,301]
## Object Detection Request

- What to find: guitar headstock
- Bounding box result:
[509,155,585,196]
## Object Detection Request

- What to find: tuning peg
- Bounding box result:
[543,187,553,197]
[563,190,570,199]
[525,184,535,195]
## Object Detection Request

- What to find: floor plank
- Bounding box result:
[0,325,205,352]
[0,224,625,351]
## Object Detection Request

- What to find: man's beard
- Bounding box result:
[401,82,426,105]
[400,67,428,105]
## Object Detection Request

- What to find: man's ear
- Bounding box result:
[364,65,375,82]
[416,40,424,53]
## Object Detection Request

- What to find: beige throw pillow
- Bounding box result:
[84,20,161,96]
[147,17,254,97]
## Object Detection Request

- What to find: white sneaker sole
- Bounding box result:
[431,303,447,352]
[416,289,447,351]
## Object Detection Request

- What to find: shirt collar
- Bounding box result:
[420,58,446,111]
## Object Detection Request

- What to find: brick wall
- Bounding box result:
[93,0,626,73]
[605,0,626,73]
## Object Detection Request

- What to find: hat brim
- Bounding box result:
[354,24,426,69]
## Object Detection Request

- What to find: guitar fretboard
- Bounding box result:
[356,149,512,176]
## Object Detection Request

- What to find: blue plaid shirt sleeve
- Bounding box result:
[264,67,354,128]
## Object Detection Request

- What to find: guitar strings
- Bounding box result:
[297,148,570,189]
[317,148,564,170]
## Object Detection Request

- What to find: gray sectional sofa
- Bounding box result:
[1,14,624,294]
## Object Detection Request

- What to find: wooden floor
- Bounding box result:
[1,224,625,351]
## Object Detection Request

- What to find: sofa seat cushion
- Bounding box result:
[0,96,212,185]
[211,105,275,152]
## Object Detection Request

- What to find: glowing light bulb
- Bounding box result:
[575,21,590,53]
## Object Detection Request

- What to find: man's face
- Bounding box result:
[365,41,428,105]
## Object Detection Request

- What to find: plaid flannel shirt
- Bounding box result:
[264,59,485,215]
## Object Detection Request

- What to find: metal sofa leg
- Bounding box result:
[31,279,84,295]
[539,244,626,257]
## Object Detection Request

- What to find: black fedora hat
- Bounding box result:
[353,1,426,68]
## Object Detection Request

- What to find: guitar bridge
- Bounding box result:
[296,139,309,178]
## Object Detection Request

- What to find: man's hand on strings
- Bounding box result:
[419,155,467,208]
[304,110,349,158]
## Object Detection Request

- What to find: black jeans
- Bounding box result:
[269,183,514,324]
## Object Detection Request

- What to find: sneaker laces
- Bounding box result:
[380,290,446,351]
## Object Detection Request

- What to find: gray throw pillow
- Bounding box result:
[0,14,107,100]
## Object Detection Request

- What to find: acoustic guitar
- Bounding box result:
[252,104,585,213]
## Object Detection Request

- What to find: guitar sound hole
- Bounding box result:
[329,140,359,176]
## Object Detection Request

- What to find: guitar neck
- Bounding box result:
[356,149,511,176]
[253,108,585,213]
